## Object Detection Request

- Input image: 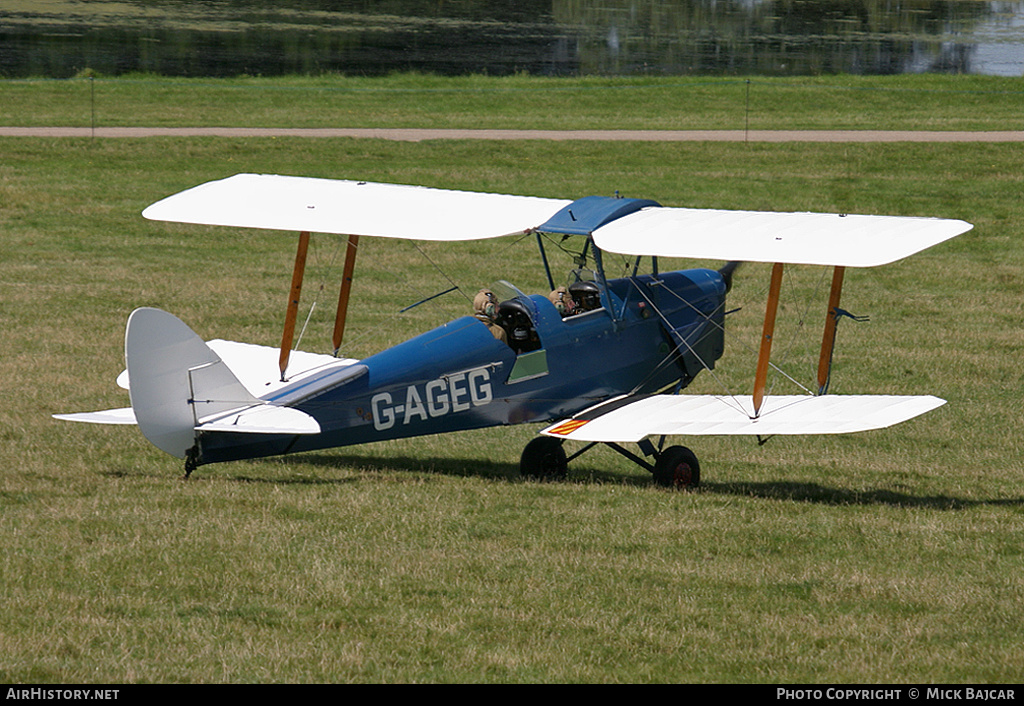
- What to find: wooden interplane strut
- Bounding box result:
[752,262,785,418]
[279,231,310,381]
[817,266,846,395]
[332,234,360,356]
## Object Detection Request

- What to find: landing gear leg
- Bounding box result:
[520,437,568,481]
[653,445,700,489]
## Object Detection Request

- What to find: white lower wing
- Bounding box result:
[541,394,946,443]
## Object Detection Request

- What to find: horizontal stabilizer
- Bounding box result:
[118,340,362,400]
[593,208,972,267]
[53,408,137,426]
[143,173,570,241]
[56,311,347,456]
[206,339,361,400]
[196,404,320,435]
[541,394,946,443]
[123,307,328,459]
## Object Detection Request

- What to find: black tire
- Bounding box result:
[520,436,568,481]
[653,445,700,489]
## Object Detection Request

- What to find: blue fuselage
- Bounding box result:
[196,267,727,465]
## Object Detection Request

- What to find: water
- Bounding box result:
[2,0,1023,78]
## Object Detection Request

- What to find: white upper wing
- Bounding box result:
[143,175,971,263]
[592,207,972,267]
[143,173,572,241]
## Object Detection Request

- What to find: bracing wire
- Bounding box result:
[324,238,475,356]
[412,242,473,304]
[293,233,345,352]
[626,278,755,417]
[759,265,830,399]
[635,263,833,415]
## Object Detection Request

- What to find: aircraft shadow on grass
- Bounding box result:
[703,480,1024,511]
[228,451,628,486]
[221,452,1024,512]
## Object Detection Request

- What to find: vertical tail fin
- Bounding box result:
[126,308,258,459]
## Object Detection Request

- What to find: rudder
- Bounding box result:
[126,307,258,459]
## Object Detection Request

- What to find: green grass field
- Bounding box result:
[4,72,1024,132]
[1,74,1023,683]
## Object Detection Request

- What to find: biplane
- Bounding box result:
[55,174,972,487]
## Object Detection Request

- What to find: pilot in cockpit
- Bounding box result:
[473,288,507,343]
[548,286,576,318]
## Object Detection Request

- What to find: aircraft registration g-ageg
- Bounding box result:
[55,174,972,487]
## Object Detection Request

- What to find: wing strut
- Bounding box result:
[817,266,846,395]
[279,231,310,381]
[753,262,784,417]
[332,234,359,356]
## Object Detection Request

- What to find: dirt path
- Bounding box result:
[2,127,1023,142]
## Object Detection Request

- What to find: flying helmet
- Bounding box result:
[568,280,601,312]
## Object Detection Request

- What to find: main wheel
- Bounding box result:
[653,445,700,489]
[520,436,568,481]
